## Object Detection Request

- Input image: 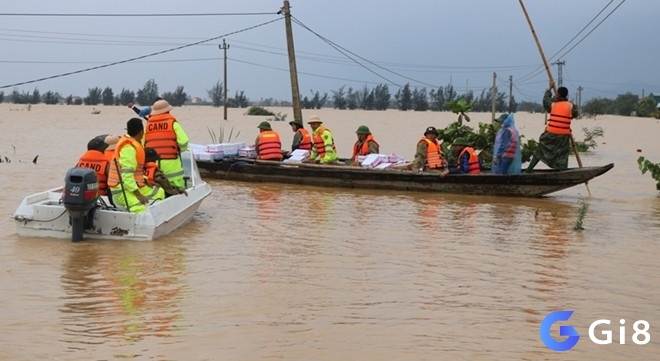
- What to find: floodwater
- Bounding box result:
[1,104,659,360]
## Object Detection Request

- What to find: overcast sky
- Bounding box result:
[1,0,657,104]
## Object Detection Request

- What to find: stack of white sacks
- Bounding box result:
[283,149,310,163]
[357,153,406,169]
[189,142,247,161]
[238,145,257,158]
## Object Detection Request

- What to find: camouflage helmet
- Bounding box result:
[355,125,371,135]
[257,121,272,130]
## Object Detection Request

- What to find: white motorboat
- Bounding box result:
[12,151,212,241]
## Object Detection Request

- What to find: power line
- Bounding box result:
[0,12,275,17]
[0,18,282,90]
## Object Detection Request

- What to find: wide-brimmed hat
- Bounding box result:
[307,115,322,124]
[424,126,439,136]
[151,100,172,115]
[452,137,471,146]
[356,125,371,134]
[289,119,303,127]
[257,121,272,130]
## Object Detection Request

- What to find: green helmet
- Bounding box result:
[288,119,303,127]
[257,121,272,130]
[452,137,470,146]
[356,125,371,134]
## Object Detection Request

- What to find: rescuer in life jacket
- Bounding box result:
[76,137,111,197]
[255,121,284,161]
[412,126,448,176]
[449,137,481,175]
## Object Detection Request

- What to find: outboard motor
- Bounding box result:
[63,167,99,242]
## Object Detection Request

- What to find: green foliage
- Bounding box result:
[247,106,274,116]
[332,86,347,110]
[573,196,589,231]
[582,97,612,117]
[136,79,159,106]
[266,112,288,122]
[0,91,4,103]
[395,83,413,111]
[208,125,241,144]
[636,97,656,117]
[637,156,660,191]
[102,87,114,105]
[412,88,429,111]
[207,81,224,107]
[574,126,605,152]
[42,91,60,105]
[444,99,473,125]
[302,90,328,109]
[115,88,135,106]
[84,87,102,105]
[230,90,249,108]
[162,85,188,107]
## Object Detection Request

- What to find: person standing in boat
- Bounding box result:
[526,83,578,172]
[492,113,521,174]
[143,99,190,189]
[412,126,448,176]
[288,118,312,152]
[350,125,379,162]
[255,121,284,161]
[307,115,339,164]
[449,137,481,174]
[108,118,165,213]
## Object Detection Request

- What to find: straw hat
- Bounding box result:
[151,100,172,115]
[307,115,322,124]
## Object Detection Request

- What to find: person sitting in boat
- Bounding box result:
[412,126,448,176]
[289,118,312,152]
[255,121,284,161]
[107,118,165,213]
[449,137,481,175]
[350,125,379,163]
[144,147,187,197]
[526,83,578,172]
[307,115,339,164]
[76,137,110,196]
[492,113,521,175]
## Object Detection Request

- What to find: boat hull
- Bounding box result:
[197,158,614,197]
[13,151,212,241]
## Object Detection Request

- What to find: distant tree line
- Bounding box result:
[1,79,657,118]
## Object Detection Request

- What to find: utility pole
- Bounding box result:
[282,0,303,122]
[508,75,513,113]
[552,60,565,87]
[219,39,229,120]
[577,85,583,114]
[491,72,497,123]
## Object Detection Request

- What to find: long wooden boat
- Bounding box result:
[196,157,614,197]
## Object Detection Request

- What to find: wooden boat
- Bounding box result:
[12,151,212,241]
[196,157,614,197]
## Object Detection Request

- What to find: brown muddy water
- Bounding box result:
[1,104,659,360]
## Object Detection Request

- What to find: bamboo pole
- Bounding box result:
[518,0,591,196]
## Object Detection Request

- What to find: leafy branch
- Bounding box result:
[637,156,660,191]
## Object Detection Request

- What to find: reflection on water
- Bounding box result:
[59,242,186,349]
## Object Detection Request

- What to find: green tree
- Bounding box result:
[309,90,328,109]
[613,92,639,116]
[84,87,102,105]
[101,87,114,105]
[332,85,347,110]
[116,88,135,105]
[0,91,4,103]
[162,85,188,107]
[42,91,60,104]
[230,90,249,108]
[346,87,359,110]
[395,83,413,111]
[636,97,656,117]
[518,100,543,113]
[429,87,445,111]
[358,85,374,110]
[412,87,429,111]
[136,79,159,106]
[582,97,613,117]
[373,84,390,110]
[31,88,41,104]
[207,81,224,107]
[65,94,73,105]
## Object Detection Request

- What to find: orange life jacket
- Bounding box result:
[351,135,379,161]
[546,101,573,135]
[312,126,336,158]
[419,137,446,169]
[144,113,179,160]
[107,136,146,188]
[144,162,158,184]
[77,150,109,196]
[257,130,283,160]
[458,147,481,174]
[295,128,312,150]
[503,127,518,158]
